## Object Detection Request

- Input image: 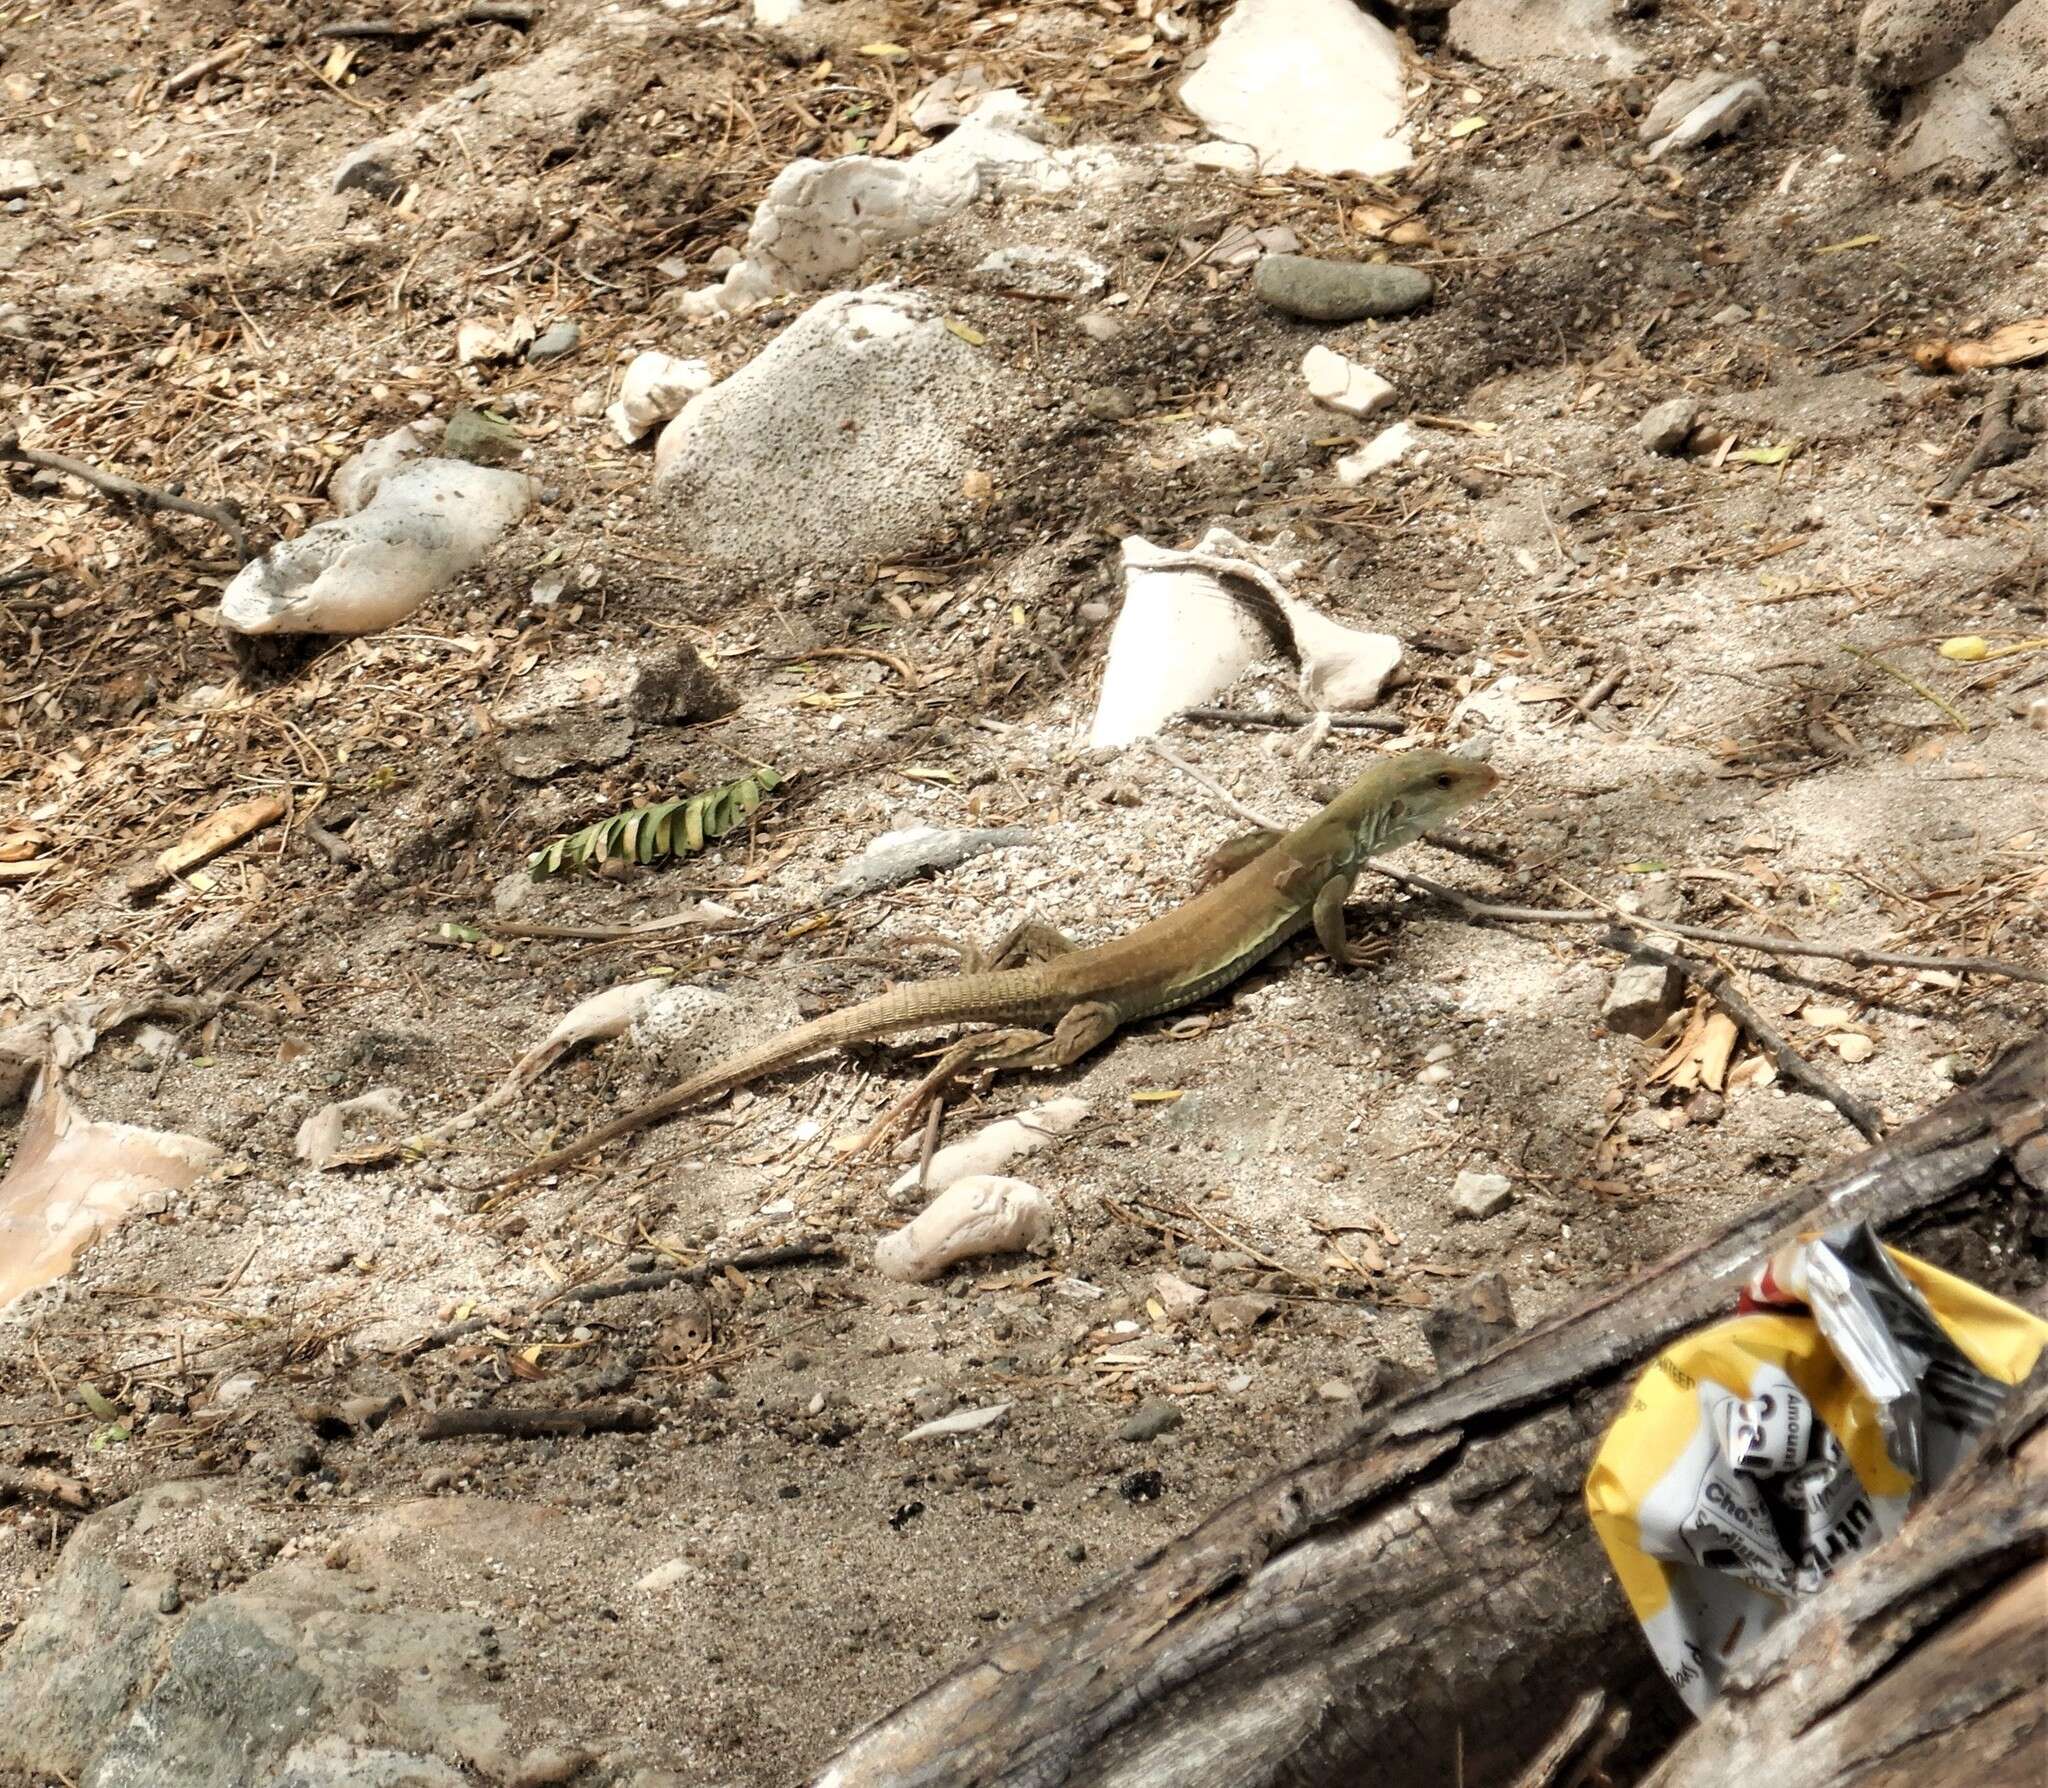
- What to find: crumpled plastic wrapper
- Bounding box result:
[1585,1221,2047,1713]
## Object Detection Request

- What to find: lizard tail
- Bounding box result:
[491,972,1055,1190]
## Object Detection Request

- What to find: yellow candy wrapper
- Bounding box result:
[1585,1221,2046,1713]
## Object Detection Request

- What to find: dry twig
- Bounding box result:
[1183,706,1405,734]
[417,1402,652,1442]
[1607,930,1886,1140]
[1930,373,2034,503]
[0,433,249,563]
[1374,867,2048,986]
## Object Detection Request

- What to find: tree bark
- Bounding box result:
[816,1035,2048,1788]
[1641,1361,2046,1788]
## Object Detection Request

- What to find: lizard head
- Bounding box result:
[1362,750,1499,853]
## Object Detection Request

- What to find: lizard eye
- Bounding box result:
[1434,772,1456,789]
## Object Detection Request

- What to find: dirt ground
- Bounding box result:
[1,0,2045,1782]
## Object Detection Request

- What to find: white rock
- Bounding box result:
[1451,1170,1514,1220]
[1641,74,1769,160]
[1152,1272,1208,1318]
[1301,346,1396,419]
[874,1176,1053,1283]
[685,92,1115,317]
[655,287,1015,573]
[330,420,439,515]
[1181,140,1262,175]
[887,1098,1090,1197]
[629,983,749,1081]
[1334,421,1418,485]
[456,315,534,365]
[0,158,42,199]
[1089,526,1401,746]
[220,459,532,636]
[752,0,801,22]
[908,68,991,134]
[902,1401,1012,1442]
[607,351,714,445]
[634,1558,693,1593]
[2029,695,2048,730]
[974,245,1110,299]
[1180,0,1411,177]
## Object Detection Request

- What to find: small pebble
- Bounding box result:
[157,1584,182,1615]
[526,320,581,363]
[506,1745,592,1788]
[1119,1399,1184,1442]
[1451,1170,1514,1220]
[1254,255,1434,322]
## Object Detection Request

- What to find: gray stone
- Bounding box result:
[1253,255,1434,323]
[493,648,735,780]
[1884,0,2048,184]
[1118,1398,1184,1442]
[1637,397,1699,455]
[1450,1169,1514,1220]
[0,1483,535,1788]
[442,406,523,468]
[0,157,42,200]
[1857,0,2014,87]
[629,984,752,1081]
[1601,954,1686,1039]
[827,824,1038,900]
[525,321,580,363]
[1423,1270,1518,1371]
[1080,384,1140,421]
[331,134,416,198]
[653,286,1021,574]
[1207,1293,1277,1335]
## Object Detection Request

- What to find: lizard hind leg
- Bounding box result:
[1196,828,1284,891]
[960,1001,1120,1074]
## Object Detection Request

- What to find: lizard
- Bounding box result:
[493,749,1499,1189]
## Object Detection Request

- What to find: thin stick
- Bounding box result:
[163,39,254,97]
[1930,373,2031,505]
[773,644,920,690]
[1146,740,1289,832]
[1183,706,1406,734]
[1841,645,1969,732]
[1573,670,1623,719]
[417,1403,652,1442]
[1608,930,1885,1140]
[0,433,248,562]
[479,911,741,942]
[1512,194,1621,248]
[404,1236,841,1357]
[916,1093,946,1192]
[1371,867,2048,986]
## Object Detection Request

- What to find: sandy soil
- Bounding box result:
[1,0,2043,1781]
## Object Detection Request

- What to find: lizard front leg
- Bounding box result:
[1313,871,1367,968]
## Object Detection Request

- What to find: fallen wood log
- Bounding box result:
[817,1034,2048,1788]
[1641,1360,2046,1788]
